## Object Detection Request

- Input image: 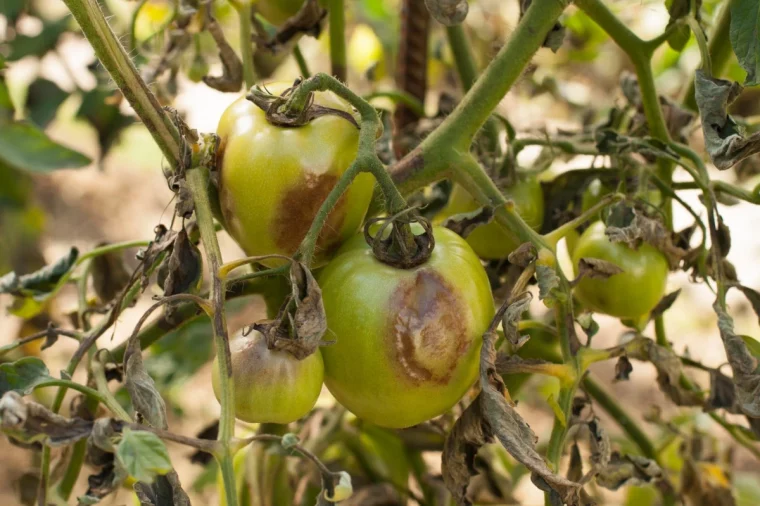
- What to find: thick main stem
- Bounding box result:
[62,0,180,166]
[328,0,347,82]
[236,1,256,88]
[186,167,237,506]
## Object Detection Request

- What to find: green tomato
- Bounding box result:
[255,0,322,25]
[211,330,324,424]
[572,221,668,319]
[216,82,374,267]
[439,177,544,259]
[318,227,494,428]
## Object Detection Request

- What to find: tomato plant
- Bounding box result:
[216,82,375,266]
[211,330,324,424]
[318,226,493,428]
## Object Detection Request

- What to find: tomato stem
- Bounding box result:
[234,0,256,88]
[327,0,347,82]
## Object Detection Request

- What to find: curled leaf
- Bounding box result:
[425,0,468,26]
[536,264,560,301]
[323,471,353,502]
[202,13,243,92]
[614,356,633,381]
[157,227,203,322]
[695,70,760,170]
[123,331,168,429]
[91,243,132,304]
[508,242,538,268]
[605,209,686,269]
[650,289,681,319]
[255,0,327,50]
[573,257,623,285]
[501,292,532,349]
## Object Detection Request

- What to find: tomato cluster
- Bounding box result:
[213,85,669,428]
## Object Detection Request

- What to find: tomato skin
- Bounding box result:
[318,227,494,428]
[211,330,324,424]
[572,221,668,319]
[217,83,374,267]
[439,177,544,259]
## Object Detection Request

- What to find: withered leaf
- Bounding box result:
[650,289,681,319]
[507,242,538,267]
[520,0,565,52]
[680,459,736,506]
[627,337,703,407]
[695,70,760,170]
[157,227,202,323]
[442,206,494,239]
[123,331,168,429]
[425,0,468,26]
[587,418,610,471]
[614,356,633,381]
[596,452,662,490]
[253,261,327,359]
[574,258,623,284]
[536,264,560,301]
[566,443,583,482]
[605,210,687,269]
[92,243,132,304]
[202,13,243,92]
[0,391,93,446]
[173,179,194,219]
[134,471,191,506]
[137,226,177,289]
[714,303,760,418]
[706,369,738,412]
[256,0,327,50]
[501,292,531,349]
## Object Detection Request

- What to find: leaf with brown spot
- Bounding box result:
[596,452,662,491]
[442,206,494,239]
[157,227,203,322]
[714,302,760,418]
[508,242,538,268]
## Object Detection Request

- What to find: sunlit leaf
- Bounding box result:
[730,0,760,86]
[116,429,172,484]
[0,122,90,173]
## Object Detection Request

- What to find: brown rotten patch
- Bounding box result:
[386,270,470,385]
[272,173,348,255]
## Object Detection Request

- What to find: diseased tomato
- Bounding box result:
[439,176,544,259]
[572,221,668,319]
[211,330,324,424]
[318,227,494,428]
[216,82,375,266]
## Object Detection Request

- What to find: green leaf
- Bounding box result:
[6,17,69,61]
[76,87,135,161]
[0,78,13,121]
[116,429,173,484]
[0,0,26,24]
[0,357,52,396]
[664,0,697,51]
[740,334,760,359]
[26,78,67,128]
[730,0,760,86]
[0,121,90,173]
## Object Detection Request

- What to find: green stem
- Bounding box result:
[61,0,181,166]
[512,137,598,157]
[293,44,311,78]
[186,166,237,506]
[686,16,712,77]
[236,1,256,88]
[328,0,346,82]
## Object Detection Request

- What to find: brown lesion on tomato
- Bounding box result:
[272,173,348,255]
[387,270,471,385]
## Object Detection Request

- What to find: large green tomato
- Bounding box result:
[211,330,324,424]
[439,177,544,259]
[572,221,668,319]
[216,82,375,267]
[318,227,494,428]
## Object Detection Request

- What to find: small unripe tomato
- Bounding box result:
[439,177,544,259]
[572,221,668,319]
[318,227,494,428]
[211,330,324,424]
[255,0,324,25]
[216,82,374,266]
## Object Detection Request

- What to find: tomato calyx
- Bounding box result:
[247,261,328,360]
[246,82,359,129]
[363,211,435,269]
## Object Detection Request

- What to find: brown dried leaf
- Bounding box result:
[650,289,681,319]
[614,356,633,382]
[124,332,168,429]
[256,0,327,50]
[508,242,538,268]
[680,458,736,506]
[501,292,532,349]
[442,206,494,239]
[203,13,243,92]
[566,443,583,482]
[706,369,738,412]
[157,227,202,322]
[137,226,177,289]
[575,258,623,284]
